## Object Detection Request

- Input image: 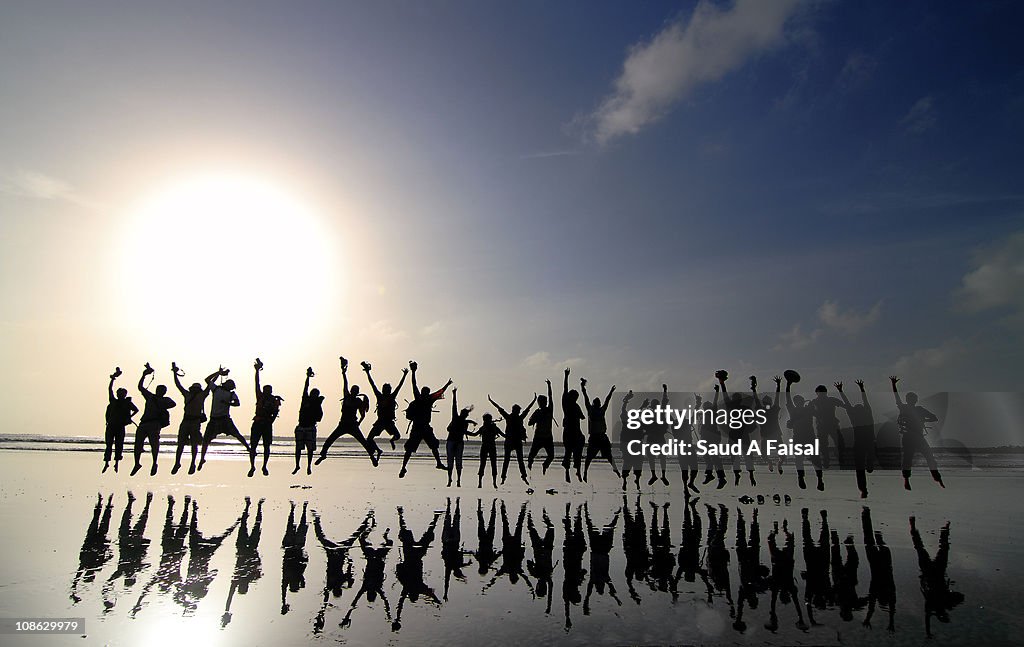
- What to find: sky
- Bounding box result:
[1,0,1022,443]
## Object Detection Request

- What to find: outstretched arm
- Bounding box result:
[602,385,616,414]
[488,396,509,419]
[452,388,458,419]
[394,368,409,396]
[138,369,152,396]
[172,370,188,398]
[364,366,381,398]
[580,380,590,407]
[205,370,220,394]
[254,363,261,398]
[547,379,553,408]
[890,376,903,406]
[523,394,538,417]
[341,360,350,397]
[563,368,570,397]
[303,371,311,399]
[410,362,419,394]
[108,374,116,403]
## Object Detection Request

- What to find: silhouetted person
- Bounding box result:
[392,506,442,631]
[312,508,372,633]
[130,494,191,617]
[674,497,713,601]
[294,368,323,475]
[648,501,678,600]
[831,529,866,622]
[249,359,282,477]
[474,499,501,578]
[528,379,557,474]
[786,377,824,491]
[765,520,807,632]
[527,507,557,615]
[706,504,735,616]
[489,393,536,486]
[645,384,670,487]
[561,502,587,631]
[199,367,251,471]
[808,383,846,469]
[485,501,533,593]
[281,501,309,614]
[317,357,375,466]
[340,515,393,629]
[801,508,834,625]
[583,501,622,613]
[911,517,963,639]
[71,493,114,603]
[838,380,876,498]
[102,491,152,611]
[619,392,644,491]
[718,372,757,486]
[475,414,503,489]
[621,495,650,603]
[891,376,944,490]
[581,377,620,481]
[103,368,137,473]
[861,507,895,632]
[561,367,587,483]
[675,391,700,494]
[132,365,175,476]
[445,388,476,487]
[754,376,783,473]
[441,498,472,601]
[222,497,263,628]
[175,498,238,615]
[398,360,452,478]
[363,362,409,456]
[170,364,218,475]
[701,385,727,489]
[734,508,770,633]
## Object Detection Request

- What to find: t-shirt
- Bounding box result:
[140,390,175,427]
[299,394,325,427]
[182,388,209,420]
[106,398,137,427]
[585,404,607,437]
[375,392,397,421]
[529,406,553,437]
[254,392,281,421]
[210,386,238,418]
[478,421,501,445]
[562,394,585,432]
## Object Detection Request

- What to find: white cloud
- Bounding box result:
[818,299,882,334]
[522,351,585,371]
[0,169,103,211]
[361,320,409,344]
[892,338,965,376]
[587,0,804,144]
[774,323,822,350]
[901,96,937,134]
[419,320,444,337]
[955,231,1024,314]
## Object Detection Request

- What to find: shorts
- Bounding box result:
[178,417,203,445]
[405,424,439,453]
[295,425,317,448]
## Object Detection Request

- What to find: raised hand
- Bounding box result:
[580,377,587,387]
[773,375,782,385]
[564,367,571,376]
[889,375,899,385]
[855,379,865,390]
[834,381,843,392]
[409,360,418,371]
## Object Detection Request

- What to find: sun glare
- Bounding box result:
[116,173,337,356]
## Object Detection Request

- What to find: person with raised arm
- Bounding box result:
[316,356,375,467]
[293,368,324,475]
[891,376,943,490]
[808,383,846,469]
[786,375,823,491]
[674,387,700,494]
[837,380,876,498]
[560,367,587,483]
[700,385,728,489]
[645,383,670,487]
[754,376,784,474]
[618,391,643,491]
[198,367,251,471]
[132,364,175,476]
[489,393,537,486]
[527,379,557,474]
[363,361,409,456]
[170,364,219,475]
[103,367,138,474]
[249,358,282,477]
[718,372,757,487]
[581,377,620,481]
[444,388,476,487]
[398,360,452,478]
[474,413,504,489]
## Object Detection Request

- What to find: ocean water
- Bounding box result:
[0,448,1022,646]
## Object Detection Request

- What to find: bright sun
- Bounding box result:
[116,173,337,356]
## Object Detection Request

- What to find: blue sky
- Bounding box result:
[1,1,1022,441]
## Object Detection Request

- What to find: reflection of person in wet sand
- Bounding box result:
[561,502,587,631]
[674,498,712,602]
[102,491,152,612]
[583,502,622,614]
[831,529,867,621]
[648,501,678,601]
[312,508,372,633]
[891,376,944,490]
[71,493,114,603]
[911,517,963,639]
[801,508,834,625]
[392,506,442,631]
[527,507,557,614]
[441,498,472,601]
[734,508,770,633]
[222,497,263,627]
[474,498,501,577]
[281,501,309,614]
[175,498,238,615]
[765,519,807,632]
[705,503,734,616]
[130,494,191,617]
[340,514,393,629]
[621,495,650,604]
[861,507,895,632]
[484,501,532,593]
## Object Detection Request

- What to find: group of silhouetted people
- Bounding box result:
[103,359,946,497]
[73,493,964,639]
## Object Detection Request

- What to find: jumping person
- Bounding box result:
[618,391,644,491]
[837,380,876,498]
[675,390,700,494]
[718,372,757,486]
[475,413,504,489]
[363,362,409,455]
[294,368,324,475]
[317,357,375,466]
[527,379,557,474]
[170,364,219,475]
[560,367,587,483]
[808,384,846,469]
[398,361,452,478]
[645,384,670,487]
[489,393,537,486]
[249,358,282,477]
[891,376,943,490]
[581,377,620,481]
[701,385,728,489]
[132,364,175,476]
[198,367,251,471]
[103,368,138,474]
[786,377,824,491]
[754,376,784,473]
[445,388,476,487]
